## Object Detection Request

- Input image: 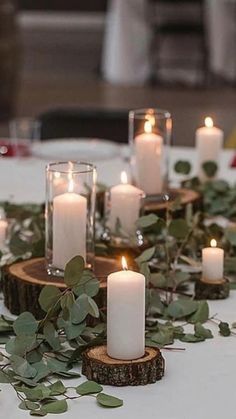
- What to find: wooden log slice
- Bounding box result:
[82,345,165,386]
[1,256,120,319]
[195,277,230,300]
[144,188,201,215]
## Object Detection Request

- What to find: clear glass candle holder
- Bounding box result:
[103,181,145,249]
[45,162,96,276]
[129,108,172,196]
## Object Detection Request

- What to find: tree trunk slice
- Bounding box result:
[144,188,201,214]
[2,256,119,318]
[82,345,165,386]
[195,277,230,300]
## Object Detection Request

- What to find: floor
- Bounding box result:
[1,12,236,147]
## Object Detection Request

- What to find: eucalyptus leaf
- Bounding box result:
[150,273,167,288]
[194,323,213,339]
[11,355,37,378]
[39,286,61,313]
[135,246,156,264]
[136,214,159,229]
[202,161,218,178]
[73,271,99,298]
[71,294,90,324]
[13,312,38,336]
[48,380,66,396]
[169,219,189,240]
[174,160,191,175]
[180,333,205,343]
[219,321,231,337]
[0,370,13,383]
[76,380,103,395]
[96,393,123,408]
[43,322,61,351]
[87,296,99,318]
[42,399,68,414]
[64,255,85,287]
[167,299,198,319]
[151,330,174,346]
[188,301,209,324]
[225,227,236,246]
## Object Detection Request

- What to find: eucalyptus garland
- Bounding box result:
[0,162,236,415]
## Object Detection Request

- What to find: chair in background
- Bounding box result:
[39,107,129,143]
[148,0,209,86]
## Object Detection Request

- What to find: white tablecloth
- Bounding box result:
[102,0,236,84]
[0,147,236,418]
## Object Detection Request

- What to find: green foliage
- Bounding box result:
[96,393,123,408]
[174,160,191,175]
[0,255,122,415]
[76,380,102,395]
[167,299,198,319]
[219,321,231,337]
[202,161,218,178]
[168,219,189,240]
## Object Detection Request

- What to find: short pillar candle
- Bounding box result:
[202,239,224,282]
[109,171,144,236]
[196,117,223,179]
[107,257,145,360]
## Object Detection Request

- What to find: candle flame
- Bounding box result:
[68,178,74,193]
[54,171,61,179]
[144,120,152,134]
[121,171,128,184]
[121,256,128,271]
[205,117,213,128]
[210,239,217,248]
[146,113,156,127]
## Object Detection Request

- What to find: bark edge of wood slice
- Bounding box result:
[82,345,165,386]
[195,277,230,300]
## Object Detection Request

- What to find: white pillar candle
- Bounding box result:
[135,119,163,195]
[0,218,8,249]
[109,171,143,236]
[196,117,223,179]
[107,257,145,360]
[202,239,224,282]
[52,179,87,270]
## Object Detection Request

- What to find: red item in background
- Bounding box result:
[0,139,31,157]
[231,154,236,168]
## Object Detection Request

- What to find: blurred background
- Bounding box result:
[1,0,236,146]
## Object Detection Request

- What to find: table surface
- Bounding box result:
[0,146,236,418]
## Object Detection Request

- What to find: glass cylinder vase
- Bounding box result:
[103,171,145,249]
[129,108,172,196]
[45,162,96,276]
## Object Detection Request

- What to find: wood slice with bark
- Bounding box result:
[144,188,201,215]
[82,345,165,386]
[1,256,120,318]
[195,277,230,300]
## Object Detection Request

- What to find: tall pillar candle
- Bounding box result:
[134,120,163,195]
[202,239,224,282]
[196,117,223,178]
[109,171,143,236]
[53,180,87,270]
[107,257,145,360]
